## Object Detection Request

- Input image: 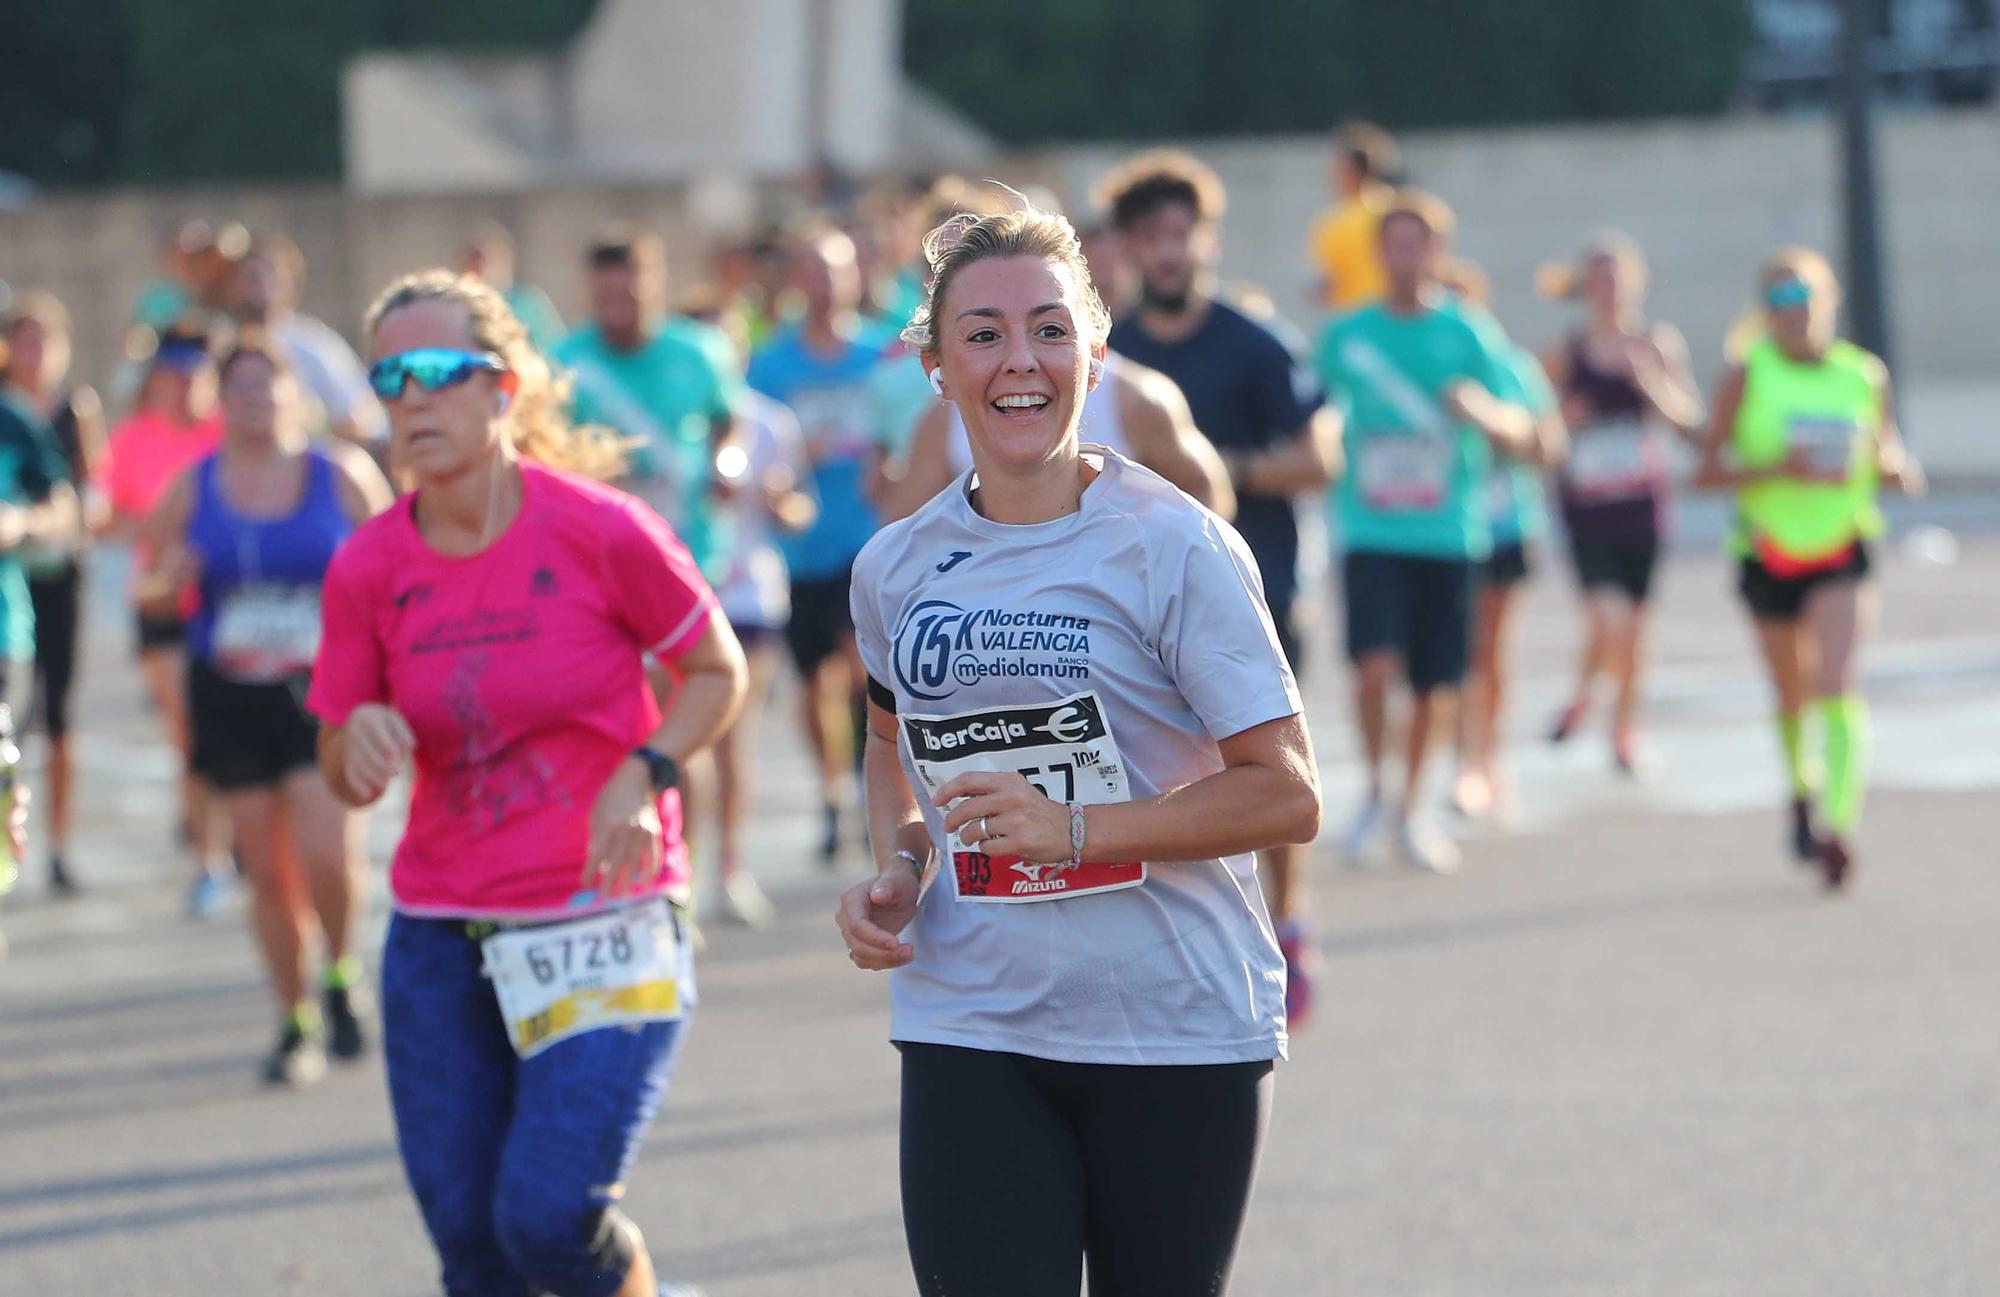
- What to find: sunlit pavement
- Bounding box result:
[5,494,1998,1296]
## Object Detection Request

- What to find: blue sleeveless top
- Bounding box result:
[187,449,351,679]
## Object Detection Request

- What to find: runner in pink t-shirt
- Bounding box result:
[312,270,745,1297]
[102,408,225,524]
[310,456,717,915]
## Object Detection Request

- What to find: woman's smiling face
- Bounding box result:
[932,253,1101,475]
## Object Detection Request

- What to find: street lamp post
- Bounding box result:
[1837,0,1893,370]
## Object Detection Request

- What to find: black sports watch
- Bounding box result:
[630,745,680,795]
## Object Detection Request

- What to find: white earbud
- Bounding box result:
[1088,358,1105,385]
[928,369,946,399]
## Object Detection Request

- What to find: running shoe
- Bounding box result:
[1789,797,1818,863]
[187,870,231,919]
[719,866,775,929]
[323,984,373,1062]
[262,1022,327,1088]
[1277,927,1316,1033]
[1450,769,1494,820]
[1547,698,1590,745]
[1395,817,1462,875]
[48,854,80,897]
[1819,835,1852,892]
[1341,796,1387,865]
[1612,734,1655,781]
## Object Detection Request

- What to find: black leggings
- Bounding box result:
[28,565,81,738]
[899,1043,1273,1297]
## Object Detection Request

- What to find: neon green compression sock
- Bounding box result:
[323,955,363,992]
[1817,695,1868,834]
[1777,709,1817,797]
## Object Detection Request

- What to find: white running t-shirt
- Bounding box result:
[849,448,1300,1065]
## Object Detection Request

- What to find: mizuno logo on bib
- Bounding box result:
[902,690,1144,903]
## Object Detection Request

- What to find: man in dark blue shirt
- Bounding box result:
[1101,150,1341,1031]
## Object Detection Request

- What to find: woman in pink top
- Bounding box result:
[309,270,745,1297]
[98,325,230,912]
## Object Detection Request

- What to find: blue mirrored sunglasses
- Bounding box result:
[367,348,506,400]
[1763,279,1812,311]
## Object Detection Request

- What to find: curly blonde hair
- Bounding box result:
[364,270,626,480]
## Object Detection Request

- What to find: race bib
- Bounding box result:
[1356,433,1451,511]
[1567,418,1657,501]
[481,899,683,1059]
[787,386,876,462]
[902,690,1144,904]
[212,583,322,682]
[1787,415,1860,482]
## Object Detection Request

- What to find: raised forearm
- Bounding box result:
[1082,761,1320,863]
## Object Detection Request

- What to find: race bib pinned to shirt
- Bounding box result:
[1356,433,1451,511]
[1566,417,1659,502]
[1787,415,1861,482]
[212,583,322,682]
[902,690,1144,903]
[787,386,876,462]
[480,898,683,1059]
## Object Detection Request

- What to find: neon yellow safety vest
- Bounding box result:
[1730,337,1885,561]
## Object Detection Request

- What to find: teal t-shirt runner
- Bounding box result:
[1317,299,1517,561]
[0,391,69,660]
[553,317,742,577]
[1484,343,1556,547]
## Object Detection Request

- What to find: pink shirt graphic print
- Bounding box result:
[308,460,716,917]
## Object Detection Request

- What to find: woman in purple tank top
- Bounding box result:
[140,340,392,1087]
[1536,236,1704,773]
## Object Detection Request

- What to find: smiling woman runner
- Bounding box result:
[309,271,745,1297]
[835,203,1322,1297]
[1694,248,1922,890]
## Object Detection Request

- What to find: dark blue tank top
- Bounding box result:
[187,449,350,671]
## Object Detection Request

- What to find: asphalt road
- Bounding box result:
[4,495,1998,1296]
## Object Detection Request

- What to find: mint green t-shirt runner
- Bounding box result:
[1317,301,1517,561]
[553,318,743,577]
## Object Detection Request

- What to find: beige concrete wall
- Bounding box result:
[1041,107,1998,380]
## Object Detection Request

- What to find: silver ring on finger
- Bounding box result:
[979,815,991,841]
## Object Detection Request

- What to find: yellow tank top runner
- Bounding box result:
[1731,337,1884,561]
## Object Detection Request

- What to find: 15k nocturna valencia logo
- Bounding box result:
[892,599,1093,702]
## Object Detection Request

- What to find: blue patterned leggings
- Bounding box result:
[381,913,691,1297]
